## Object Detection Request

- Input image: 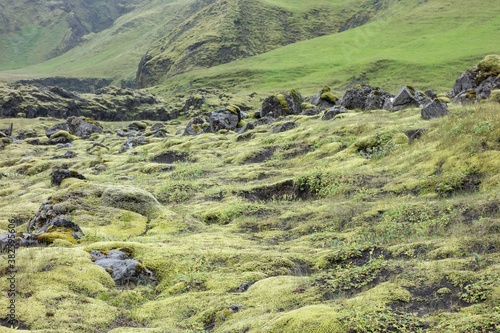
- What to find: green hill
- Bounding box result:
[2,0,498,94]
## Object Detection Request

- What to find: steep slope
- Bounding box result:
[136,0,392,87]
[0,0,145,70]
[152,0,500,94]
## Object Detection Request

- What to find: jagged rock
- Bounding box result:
[50,167,86,186]
[261,90,303,118]
[151,123,165,132]
[341,85,392,110]
[390,86,426,111]
[272,122,297,133]
[322,106,347,120]
[67,116,103,139]
[421,101,448,120]
[425,90,437,99]
[301,107,323,116]
[209,106,240,132]
[452,55,500,103]
[90,249,156,285]
[183,116,212,136]
[309,86,339,109]
[119,136,149,153]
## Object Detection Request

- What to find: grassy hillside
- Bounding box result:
[0,0,145,71]
[152,0,500,95]
[0,100,499,332]
[1,0,498,94]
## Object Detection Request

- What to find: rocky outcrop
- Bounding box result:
[387,86,431,111]
[17,77,112,93]
[309,86,339,109]
[452,55,500,103]
[0,84,176,121]
[340,85,392,110]
[260,90,303,118]
[272,121,297,133]
[67,117,103,139]
[209,106,241,132]
[90,249,156,286]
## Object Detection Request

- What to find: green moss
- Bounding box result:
[321,86,331,94]
[50,130,78,141]
[477,54,500,81]
[320,92,338,104]
[101,185,161,217]
[488,89,500,103]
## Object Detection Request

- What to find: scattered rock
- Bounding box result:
[183,116,212,136]
[237,122,255,134]
[340,84,392,110]
[46,123,70,138]
[90,249,156,286]
[421,101,448,120]
[322,106,347,120]
[272,121,297,133]
[52,150,78,159]
[128,121,148,131]
[119,136,149,153]
[50,167,86,186]
[0,232,38,252]
[67,116,103,139]
[390,86,422,111]
[308,86,339,109]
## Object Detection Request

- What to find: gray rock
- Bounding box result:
[272,121,297,133]
[209,108,240,132]
[391,86,420,111]
[421,101,448,120]
[67,116,103,139]
[261,90,303,118]
[119,136,149,153]
[45,123,70,138]
[341,85,392,110]
[183,116,212,136]
[453,71,477,96]
[237,122,255,134]
[301,108,323,116]
[90,250,156,285]
[322,106,347,120]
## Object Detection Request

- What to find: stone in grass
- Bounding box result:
[90,249,156,286]
[272,121,297,133]
[50,166,86,186]
[322,106,347,120]
[421,101,448,120]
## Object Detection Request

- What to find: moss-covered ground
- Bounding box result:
[0,99,499,332]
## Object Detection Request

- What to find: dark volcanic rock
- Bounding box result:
[261,90,303,118]
[421,101,448,120]
[119,136,149,153]
[209,106,241,132]
[50,167,86,186]
[272,121,297,133]
[183,116,212,136]
[340,85,392,110]
[67,116,103,139]
[46,123,70,138]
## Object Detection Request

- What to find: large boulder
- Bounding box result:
[308,86,339,109]
[340,84,392,110]
[261,89,303,118]
[452,54,500,103]
[389,86,431,111]
[209,105,241,132]
[183,116,212,136]
[421,101,448,120]
[67,116,103,139]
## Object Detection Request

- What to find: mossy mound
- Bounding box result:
[101,185,161,217]
[477,54,500,81]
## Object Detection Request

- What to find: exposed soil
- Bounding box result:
[239,179,312,202]
[152,151,191,164]
[390,279,468,317]
[244,147,276,164]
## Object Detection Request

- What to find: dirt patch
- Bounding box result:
[152,151,192,164]
[390,279,468,316]
[244,147,276,164]
[239,179,312,202]
[281,143,312,159]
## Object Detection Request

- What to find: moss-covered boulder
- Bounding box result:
[209,106,241,132]
[50,167,86,186]
[101,185,161,217]
[260,89,303,118]
[453,54,500,102]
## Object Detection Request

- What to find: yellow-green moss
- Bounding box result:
[477,54,500,81]
[320,92,338,104]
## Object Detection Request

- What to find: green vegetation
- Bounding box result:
[0,99,498,332]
